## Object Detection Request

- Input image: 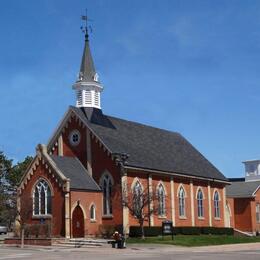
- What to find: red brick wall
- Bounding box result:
[152,175,171,226]
[210,185,225,228]
[234,198,253,232]
[174,178,193,226]
[91,137,123,227]
[62,117,87,168]
[70,190,102,236]
[229,189,260,233]
[193,181,210,227]
[20,161,65,237]
[125,171,226,228]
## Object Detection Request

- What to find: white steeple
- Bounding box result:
[72,23,103,109]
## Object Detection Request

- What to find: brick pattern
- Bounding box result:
[70,191,102,236]
[20,162,65,237]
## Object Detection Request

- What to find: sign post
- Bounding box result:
[162,220,173,240]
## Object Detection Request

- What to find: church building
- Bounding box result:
[17,27,230,238]
[227,160,260,235]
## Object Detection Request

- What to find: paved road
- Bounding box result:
[1,244,260,260]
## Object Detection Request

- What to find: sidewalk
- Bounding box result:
[126,242,260,253]
[1,241,260,254]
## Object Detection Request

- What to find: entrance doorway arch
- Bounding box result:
[72,205,85,238]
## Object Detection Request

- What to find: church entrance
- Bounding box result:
[72,205,85,238]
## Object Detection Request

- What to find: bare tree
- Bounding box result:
[121,183,164,239]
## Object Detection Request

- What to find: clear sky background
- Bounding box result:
[0,0,260,178]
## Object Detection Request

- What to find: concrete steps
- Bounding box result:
[52,238,112,248]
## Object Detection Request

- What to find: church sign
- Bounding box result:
[162,220,173,240]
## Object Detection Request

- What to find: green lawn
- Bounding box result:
[126,235,260,247]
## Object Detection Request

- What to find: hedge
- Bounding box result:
[129,226,234,237]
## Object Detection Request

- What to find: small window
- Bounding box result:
[90,204,96,221]
[69,130,81,146]
[256,204,260,223]
[214,191,220,218]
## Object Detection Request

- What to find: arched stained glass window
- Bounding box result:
[100,173,113,215]
[214,191,220,218]
[33,179,52,216]
[178,187,185,217]
[133,181,143,217]
[158,184,166,216]
[197,189,204,218]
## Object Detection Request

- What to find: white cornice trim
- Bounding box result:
[252,185,260,197]
[72,81,103,91]
[124,165,230,185]
[18,144,70,194]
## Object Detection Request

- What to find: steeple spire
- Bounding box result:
[78,37,97,82]
[72,12,103,109]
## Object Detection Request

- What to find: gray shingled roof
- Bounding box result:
[71,106,227,182]
[226,181,260,198]
[50,155,101,191]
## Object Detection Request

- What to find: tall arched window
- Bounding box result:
[100,173,113,216]
[178,187,185,217]
[90,204,96,221]
[214,191,220,218]
[133,181,143,217]
[197,189,204,218]
[157,184,166,216]
[33,179,52,216]
[256,204,260,223]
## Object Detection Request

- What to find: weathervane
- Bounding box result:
[80,9,93,41]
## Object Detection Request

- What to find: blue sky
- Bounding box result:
[0,0,260,178]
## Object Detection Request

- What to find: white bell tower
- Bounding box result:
[72,18,103,109]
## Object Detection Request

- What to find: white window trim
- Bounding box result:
[177,185,186,218]
[32,179,52,217]
[197,188,204,218]
[213,190,221,219]
[157,182,166,217]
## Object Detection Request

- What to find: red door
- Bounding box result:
[72,205,84,238]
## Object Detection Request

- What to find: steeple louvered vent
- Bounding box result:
[94,91,100,107]
[76,90,83,107]
[84,90,92,105]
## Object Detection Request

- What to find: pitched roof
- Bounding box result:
[70,106,227,182]
[50,155,101,191]
[226,181,260,198]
